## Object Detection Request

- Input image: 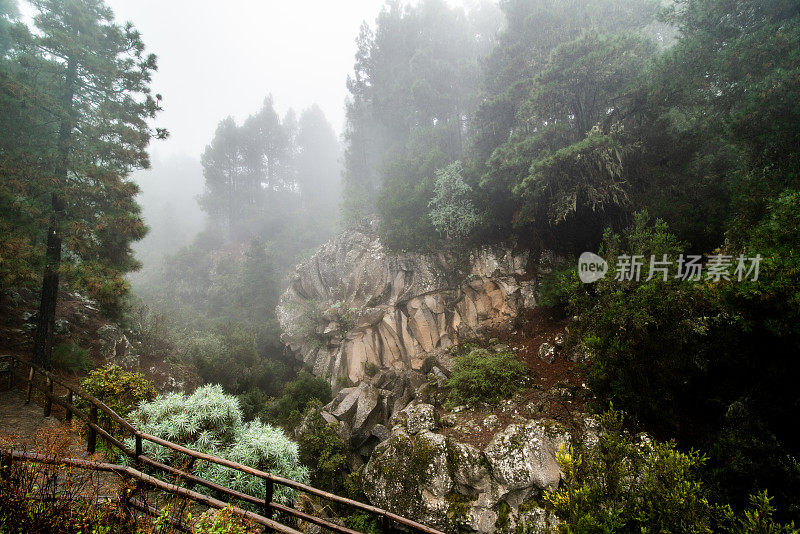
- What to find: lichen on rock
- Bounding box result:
[362,415,570,534]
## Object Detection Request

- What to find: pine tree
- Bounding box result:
[5,0,165,366]
[296,104,339,212]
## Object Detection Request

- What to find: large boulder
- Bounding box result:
[363,416,568,534]
[484,421,570,493]
[329,382,389,452]
[402,403,438,435]
[364,429,453,528]
[312,369,430,464]
[97,324,139,369]
[277,217,540,384]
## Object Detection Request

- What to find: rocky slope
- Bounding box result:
[280,220,592,533]
[277,218,548,385]
[363,406,570,534]
[298,354,591,534]
[0,286,192,391]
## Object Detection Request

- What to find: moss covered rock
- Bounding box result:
[363,418,570,534]
[484,421,570,492]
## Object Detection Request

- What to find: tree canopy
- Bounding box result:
[0,0,165,365]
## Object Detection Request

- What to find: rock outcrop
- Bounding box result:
[295,359,590,534]
[305,356,448,465]
[280,219,585,533]
[277,218,539,384]
[362,403,568,534]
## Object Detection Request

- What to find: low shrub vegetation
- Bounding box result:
[296,404,349,493]
[128,384,309,504]
[51,341,93,373]
[561,212,800,515]
[263,371,332,429]
[445,345,528,407]
[548,408,799,534]
[77,364,157,437]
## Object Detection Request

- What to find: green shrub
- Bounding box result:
[718,491,799,534]
[343,511,380,534]
[289,300,325,349]
[78,364,157,437]
[562,211,800,514]
[547,408,714,534]
[428,160,481,242]
[238,387,270,422]
[445,347,528,406]
[180,326,289,397]
[128,384,309,505]
[194,505,258,534]
[549,409,800,534]
[535,263,582,309]
[265,371,332,429]
[563,212,707,433]
[297,405,349,493]
[52,341,92,373]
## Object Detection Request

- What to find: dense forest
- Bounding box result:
[2,0,800,532]
[344,0,800,521]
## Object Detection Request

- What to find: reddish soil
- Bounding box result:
[439,306,590,450]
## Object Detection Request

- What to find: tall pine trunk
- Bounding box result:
[32,58,76,368]
[32,204,62,367]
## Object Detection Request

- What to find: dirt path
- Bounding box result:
[0,387,66,446]
[0,385,125,499]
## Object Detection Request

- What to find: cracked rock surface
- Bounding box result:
[277,217,538,384]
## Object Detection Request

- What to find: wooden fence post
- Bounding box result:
[43,376,53,417]
[25,366,34,404]
[135,433,142,462]
[87,405,98,454]
[65,389,73,423]
[0,451,11,481]
[263,477,274,520]
[382,513,391,534]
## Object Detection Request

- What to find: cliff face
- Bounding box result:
[277,218,539,384]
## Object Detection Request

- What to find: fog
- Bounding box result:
[116,0,482,274]
[105,0,392,157]
[4,0,799,521]
[114,0,387,266]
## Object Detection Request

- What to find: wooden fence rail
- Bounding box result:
[2,354,444,534]
[0,449,300,534]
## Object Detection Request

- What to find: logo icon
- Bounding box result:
[578,252,608,283]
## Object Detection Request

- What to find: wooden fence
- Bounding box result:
[0,354,444,534]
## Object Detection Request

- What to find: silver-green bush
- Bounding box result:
[127,384,309,504]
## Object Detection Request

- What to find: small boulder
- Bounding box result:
[330,386,361,422]
[404,403,437,434]
[538,342,556,363]
[439,413,457,427]
[449,440,489,488]
[483,414,500,429]
[568,342,593,363]
[54,319,70,335]
[371,423,389,442]
[96,323,121,341]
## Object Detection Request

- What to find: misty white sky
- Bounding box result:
[104,0,382,159]
[102,0,473,161]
